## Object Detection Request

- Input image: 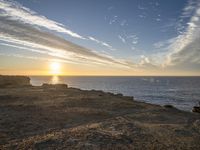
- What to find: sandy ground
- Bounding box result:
[0,85,200,149]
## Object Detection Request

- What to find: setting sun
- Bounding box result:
[50,62,61,75]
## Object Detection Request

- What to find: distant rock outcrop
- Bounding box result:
[42,83,68,89]
[0,75,31,88]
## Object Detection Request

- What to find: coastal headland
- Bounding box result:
[0,75,200,149]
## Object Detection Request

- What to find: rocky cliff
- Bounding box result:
[0,75,31,88]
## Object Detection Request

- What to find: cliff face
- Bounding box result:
[0,75,31,88]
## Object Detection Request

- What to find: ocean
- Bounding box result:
[30,76,200,112]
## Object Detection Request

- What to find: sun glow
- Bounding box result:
[50,62,61,75]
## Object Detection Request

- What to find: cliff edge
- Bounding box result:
[0,75,31,88]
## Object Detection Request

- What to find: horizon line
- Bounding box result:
[1,74,200,77]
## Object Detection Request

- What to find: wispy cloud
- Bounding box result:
[117,34,139,50]
[107,6,114,11]
[139,55,150,64]
[0,52,58,63]
[0,0,84,39]
[88,36,116,51]
[120,20,128,26]
[153,38,175,49]
[138,5,147,10]
[118,35,126,43]
[137,0,200,74]
[135,55,158,71]
[155,18,161,22]
[163,0,200,72]
[160,18,178,32]
[181,0,197,18]
[109,15,118,25]
[0,0,130,68]
[127,35,139,45]
[139,14,146,18]
[132,40,138,44]
[0,42,81,65]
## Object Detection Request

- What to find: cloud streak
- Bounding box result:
[118,35,126,43]
[0,0,84,39]
[163,0,200,72]
[0,0,117,57]
[88,36,116,51]
[0,0,131,68]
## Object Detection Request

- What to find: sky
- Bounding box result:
[0,0,200,76]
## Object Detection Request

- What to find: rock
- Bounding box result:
[192,106,200,113]
[123,96,134,101]
[0,75,30,88]
[193,119,200,127]
[42,83,68,89]
[164,104,174,108]
[67,138,79,144]
[116,93,123,97]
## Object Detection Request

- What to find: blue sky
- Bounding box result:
[17,0,186,57]
[0,0,200,75]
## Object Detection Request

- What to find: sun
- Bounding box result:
[50,62,61,75]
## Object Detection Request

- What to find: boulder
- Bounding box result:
[164,104,174,109]
[0,75,31,88]
[192,106,200,113]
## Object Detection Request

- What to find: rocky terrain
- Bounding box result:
[0,76,200,149]
[0,75,30,88]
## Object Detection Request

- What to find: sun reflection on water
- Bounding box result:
[51,76,60,84]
